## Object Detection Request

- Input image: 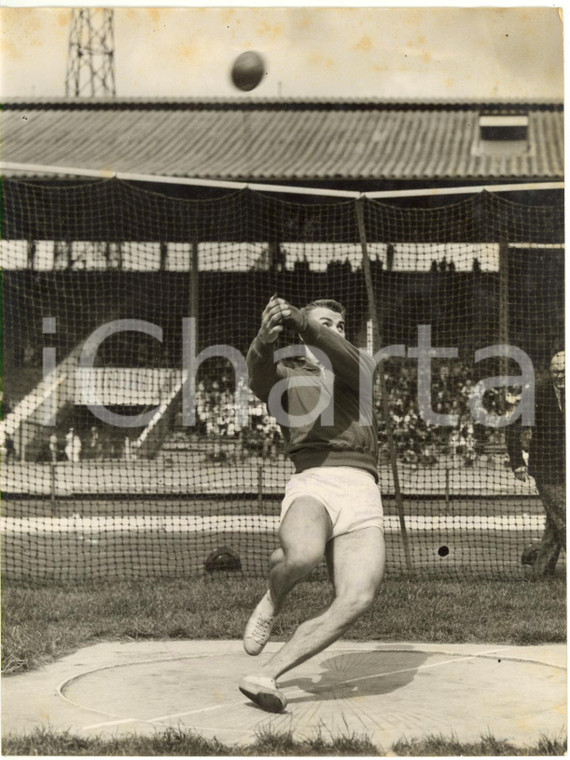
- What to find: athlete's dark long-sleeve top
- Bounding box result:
[505,380,565,485]
[246,318,379,480]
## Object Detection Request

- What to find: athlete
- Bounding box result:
[239,295,385,712]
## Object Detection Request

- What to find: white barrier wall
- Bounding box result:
[74,369,182,406]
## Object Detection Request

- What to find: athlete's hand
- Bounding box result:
[281,302,308,333]
[257,295,291,344]
[513,465,529,482]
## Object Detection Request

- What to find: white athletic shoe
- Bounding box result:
[243,590,276,655]
[239,674,287,713]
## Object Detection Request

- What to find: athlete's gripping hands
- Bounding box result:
[239,295,385,714]
[257,295,284,344]
[257,294,305,345]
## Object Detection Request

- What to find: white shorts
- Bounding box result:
[281,466,383,539]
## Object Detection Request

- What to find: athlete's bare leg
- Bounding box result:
[268,496,332,613]
[260,526,385,680]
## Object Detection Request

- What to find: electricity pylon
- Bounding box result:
[65,9,116,97]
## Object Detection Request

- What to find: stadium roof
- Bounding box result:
[0,98,563,182]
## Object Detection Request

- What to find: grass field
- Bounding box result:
[2,725,566,756]
[3,576,566,676]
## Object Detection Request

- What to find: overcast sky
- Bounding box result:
[0,6,564,100]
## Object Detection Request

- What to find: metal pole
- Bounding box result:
[498,242,510,379]
[257,462,264,512]
[0,163,561,200]
[189,239,199,445]
[497,242,511,452]
[190,241,199,324]
[50,439,57,512]
[355,198,413,573]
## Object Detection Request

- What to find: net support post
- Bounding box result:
[190,241,199,324]
[50,444,57,513]
[498,242,510,379]
[355,198,413,574]
[498,242,510,453]
[257,461,264,512]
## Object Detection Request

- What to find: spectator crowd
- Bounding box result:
[378,359,505,467]
[191,360,508,466]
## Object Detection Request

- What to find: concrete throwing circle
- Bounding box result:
[56,643,566,747]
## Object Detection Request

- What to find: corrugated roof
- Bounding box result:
[1,99,563,181]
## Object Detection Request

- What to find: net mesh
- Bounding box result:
[1,178,564,582]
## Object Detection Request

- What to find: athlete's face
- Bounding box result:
[309,307,346,337]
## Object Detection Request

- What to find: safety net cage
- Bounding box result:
[0,177,564,581]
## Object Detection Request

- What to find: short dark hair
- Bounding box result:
[304,298,346,318]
